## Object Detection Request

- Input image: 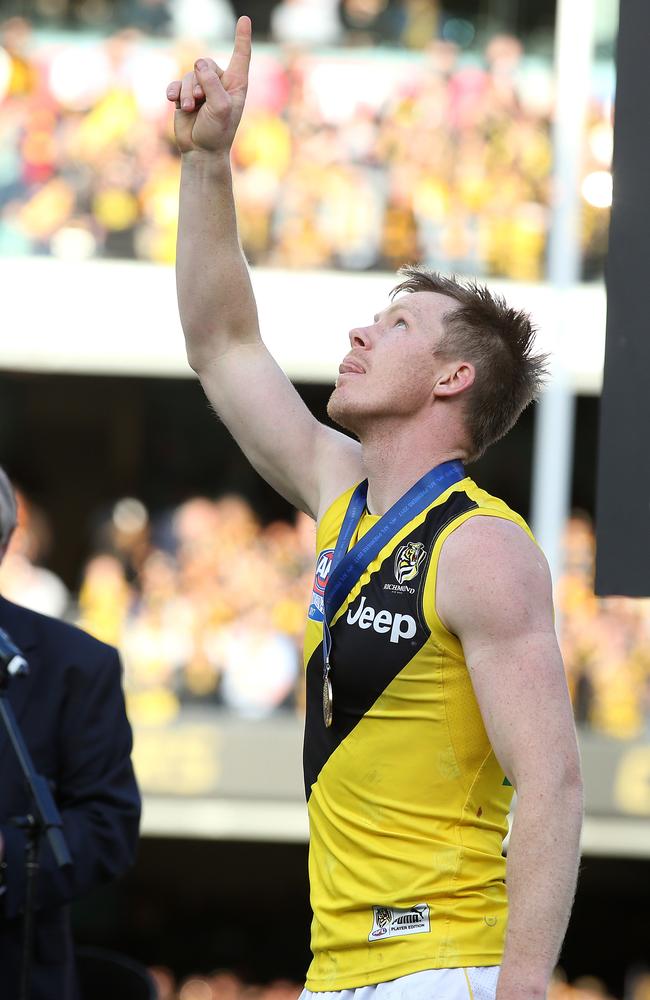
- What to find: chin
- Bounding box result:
[327,387,364,437]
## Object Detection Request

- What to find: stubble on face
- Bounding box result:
[327,381,364,438]
[327,291,458,438]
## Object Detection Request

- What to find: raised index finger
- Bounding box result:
[226,16,252,85]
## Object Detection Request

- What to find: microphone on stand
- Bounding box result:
[0,627,29,677]
[0,623,71,1000]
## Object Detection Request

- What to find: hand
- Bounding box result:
[166,15,252,155]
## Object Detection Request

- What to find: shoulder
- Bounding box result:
[442,511,544,571]
[0,597,119,674]
[437,514,554,639]
[437,477,538,577]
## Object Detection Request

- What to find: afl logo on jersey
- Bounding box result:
[394,541,427,585]
[308,548,334,622]
[313,549,334,596]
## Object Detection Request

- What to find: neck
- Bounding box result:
[360,422,464,515]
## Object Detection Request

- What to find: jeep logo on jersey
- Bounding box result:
[346,596,416,643]
[394,541,427,585]
[308,548,334,622]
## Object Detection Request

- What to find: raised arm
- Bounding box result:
[437,517,583,1000]
[166,17,362,519]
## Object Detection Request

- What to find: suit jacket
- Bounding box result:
[0,597,141,1000]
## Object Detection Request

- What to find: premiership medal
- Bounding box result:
[319,461,466,734]
[322,662,333,727]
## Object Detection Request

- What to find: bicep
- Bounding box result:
[198,342,363,518]
[465,629,578,792]
[437,518,580,790]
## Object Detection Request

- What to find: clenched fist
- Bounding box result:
[166,15,252,155]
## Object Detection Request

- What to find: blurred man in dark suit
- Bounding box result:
[0,466,141,1000]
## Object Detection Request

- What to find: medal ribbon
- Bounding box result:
[321,460,466,725]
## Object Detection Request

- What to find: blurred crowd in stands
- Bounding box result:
[0,11,612,278]
[558,515,650,740]
[1,486,649,740]
[144,967,650,1000]
[0,1,445,45]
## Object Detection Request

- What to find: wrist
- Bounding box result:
[497,991,546,1000]
[497,990,547,1000]
[496,973,548,1000]
[181,149,232,178]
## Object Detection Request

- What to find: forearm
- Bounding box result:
[497,779,583,1000]
[176,151,260,372]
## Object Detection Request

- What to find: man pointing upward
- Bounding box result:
[167,19,583,1000]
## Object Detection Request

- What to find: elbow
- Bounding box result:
[556,765,584,826]
[183,336,215,378]
[515,757,584,814]
[554,767,584,841]
[565,764,584,814]
[180,326,207,374]
[559,748,584,802]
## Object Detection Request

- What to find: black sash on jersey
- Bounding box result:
[321,460,465,725]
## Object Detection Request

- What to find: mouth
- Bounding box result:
[338,358,365,376]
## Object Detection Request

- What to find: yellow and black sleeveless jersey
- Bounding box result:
[302,477,534,991]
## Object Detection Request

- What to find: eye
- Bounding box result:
[393,317,408,329]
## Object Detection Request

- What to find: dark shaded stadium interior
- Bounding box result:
[73,838,650,997]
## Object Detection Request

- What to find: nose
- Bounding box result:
[348,325,371,348]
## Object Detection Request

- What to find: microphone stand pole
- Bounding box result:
[0,663,72,1000]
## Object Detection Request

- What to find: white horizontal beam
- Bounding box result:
[141,795,309,843]
[140,794,650,859]
[580,816,650,859]
[1,258,605,393]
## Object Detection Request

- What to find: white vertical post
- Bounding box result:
[530,0,596,585]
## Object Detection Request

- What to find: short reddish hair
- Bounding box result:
[391,266,548,460]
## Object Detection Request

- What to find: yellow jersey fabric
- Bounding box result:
[302,477,534,991]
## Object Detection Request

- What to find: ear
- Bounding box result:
[433,361,475,399]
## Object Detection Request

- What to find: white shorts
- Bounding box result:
[300,967,500,1000]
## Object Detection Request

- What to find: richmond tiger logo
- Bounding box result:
[394,541,427,585]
